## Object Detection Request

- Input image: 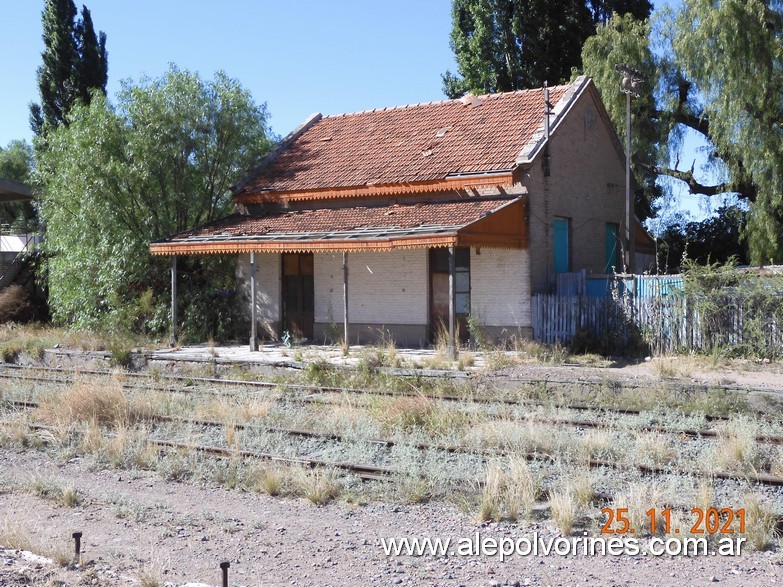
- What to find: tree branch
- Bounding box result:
[634,159,733,196]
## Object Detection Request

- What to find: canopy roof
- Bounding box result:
[150,197,527,255]
[0,178,33,203]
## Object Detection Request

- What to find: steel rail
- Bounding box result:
[4,403,783,487]
[3,364,780,426]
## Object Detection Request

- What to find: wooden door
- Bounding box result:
[282,253,314,340]
[429,248,470,342]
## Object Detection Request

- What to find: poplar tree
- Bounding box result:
[30,0,108,136]
[442,0,652,98]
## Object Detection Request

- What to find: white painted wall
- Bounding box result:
[470,247,531,328]
[236,253,280,338]
[314,250,428,325]
[0,234,39,253]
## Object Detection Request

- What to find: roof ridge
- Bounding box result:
[321,82,573,120]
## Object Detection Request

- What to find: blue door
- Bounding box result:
[605,223,619,273]
[553,218,570,273]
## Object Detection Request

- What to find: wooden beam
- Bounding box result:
[170,256,177,347]
[342,252,349,346]
[234,174,515,204]
[249,252,258,351]
[150,235,458,256]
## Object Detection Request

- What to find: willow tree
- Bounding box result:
[583,2,783,263]
[675,0,783,263]
[36,67,273,335]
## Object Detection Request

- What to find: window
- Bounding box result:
[605,223,620,273]
[553,217,571,273]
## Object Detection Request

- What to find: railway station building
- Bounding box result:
[151,76,653,351]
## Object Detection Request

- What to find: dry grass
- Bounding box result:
[634,432,674,467]
[0,519,71,566]
[772,448,783,476]
[0,418,44,449]
[295,468,341,505]
[475,420,564,455]
[549,489,578,535]
[578,429,615,460]
[192,395,272,425]
[695,480,714,511]
[565,469,594,509]
[743,494,779,551]
[98,425,158,469]
[252,467,286,496]
[373,396,435,432]
[0,324,152,362]
[26,476,81,508]
[714,416,762,472]
[135,557,167,587]
[477,461,504,522]
[477,458,539,522]
[36,378,152,429]
[611,482,664,536]
[0,518,36,552]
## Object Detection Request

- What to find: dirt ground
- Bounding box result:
[0,447,781,587]
[1,357,783,587]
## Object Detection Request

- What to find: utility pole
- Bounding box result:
[614,64,646,273]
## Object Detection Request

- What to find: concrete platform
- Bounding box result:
[149,342,488,374]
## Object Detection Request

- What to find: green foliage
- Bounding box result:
[443,0,651,98]
[656,204,749,272]
[682,261,783,358]
[583,2,783,262]
[674,0,783,263]
[36,66,273,338]
[30,0,108,136]
[0,140,34,183]
[0,140,36,226]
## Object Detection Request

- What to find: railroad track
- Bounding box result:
[3,364,781,426]
[4,398,783,488]
[4,366,783,447]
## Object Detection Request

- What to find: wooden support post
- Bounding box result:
[169,255,177,347]
[448,246,457,360]
[342,252,349,346]
[249,252,258,351]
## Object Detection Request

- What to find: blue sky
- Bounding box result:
[2,0,724,225]
[1,0,458,145]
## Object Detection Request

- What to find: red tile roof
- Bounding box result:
[150,197,525,255]
[235,84,570,196]
[168,198,515,240]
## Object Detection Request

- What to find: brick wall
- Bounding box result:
[470,247,531,333]
[314,250,428,324]
[524,87,628,294]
